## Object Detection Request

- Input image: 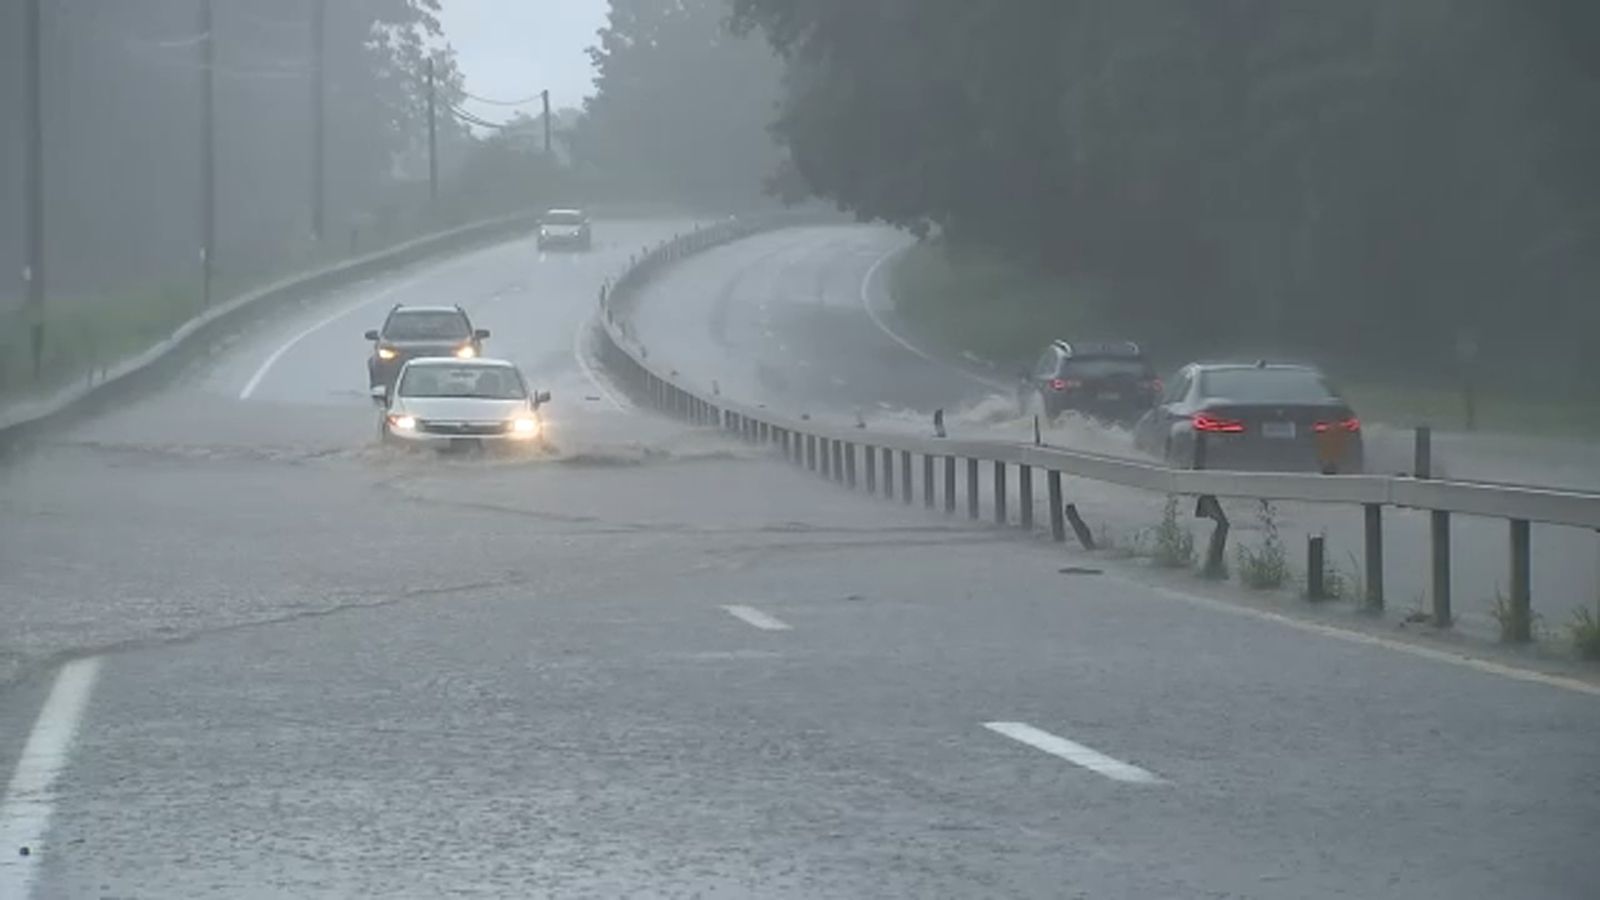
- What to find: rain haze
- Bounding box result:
[1,2,1598,897]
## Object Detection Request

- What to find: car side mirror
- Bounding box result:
[364,329,379,341]
[534,391,552,408]
[369,384,389,406]
[474,329,491,340]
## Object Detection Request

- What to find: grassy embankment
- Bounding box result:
[889,241,1600,439]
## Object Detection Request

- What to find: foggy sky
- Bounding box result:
[437,0,608,118]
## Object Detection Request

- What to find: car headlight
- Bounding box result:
[377,347,398,361]
[511,417,540,437]
[388,415,417,431]
[455,345,477,359]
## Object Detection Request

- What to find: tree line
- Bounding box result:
[721,0,1600,392]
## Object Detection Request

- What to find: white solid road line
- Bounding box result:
[1130,579,1600,700]
[983,721,1165,785]
[238,251,490,400]
[857,244,1011,392]
[0,657,103,898]
[722,605,793,631]
[572,315,628,411]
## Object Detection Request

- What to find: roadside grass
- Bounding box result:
[1151,496,1195,570]
[0,286,201,405]
[1235,501,1290,590]
[889,240,1113,366]
[1488,589,1540,644]
[890,240,1600,440]
[1340,381,1600,441]
[1569,607,1600,661]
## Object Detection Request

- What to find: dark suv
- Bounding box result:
[1022,340,1160,424]
[365,305,490,392]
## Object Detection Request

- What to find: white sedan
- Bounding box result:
[375,357,550,451]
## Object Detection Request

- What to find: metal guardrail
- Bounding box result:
[0,210,543,444]
[596,218,1600,643]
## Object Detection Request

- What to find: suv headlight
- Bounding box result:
[455,345,477,359]
[388,414,417,431]
[377,347,398,361]
[511,417,540,437]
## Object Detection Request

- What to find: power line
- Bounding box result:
[461,89,544,107]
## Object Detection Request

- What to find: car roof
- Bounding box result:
[400,356,517,370]
[1190,361,1323,373]
[1051,340,1143,358]
[388,304,466,316]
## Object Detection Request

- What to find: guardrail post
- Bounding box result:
[1048,471,1065,542]
[1414,426,1432,479]
[845,443,857,488]
[1196,495,1229,579]
[759,421,770,443]
[1018,466,1033,530]
[1431,509,1452,627]
[1307,535,1327,600]
[967,458,980,520]
[993,462,1007,524]
[1508,518,1531,642]
[1364,504,1384,611]
[901,450,913,505]
[819,437,831,479]
[806,434,818,472]
[834,441,846,484]
[944,456,957,514]
[1192,432,1208,470]
[865,446,877,493]
[1065,504,1095,550]
[881,448,894,500]
[923,455,935,509]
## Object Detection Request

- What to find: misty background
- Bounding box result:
[4,0,1598,405]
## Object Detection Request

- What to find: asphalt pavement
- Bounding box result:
[1,220,1598,898]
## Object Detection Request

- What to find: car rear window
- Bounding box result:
[544,211,585,225]
[398,366,525,400]
[1199,368,1337,403]
[1060,358,1151,379]
[384,311,470,341]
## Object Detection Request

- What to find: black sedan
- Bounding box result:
[1132,361,1363,473]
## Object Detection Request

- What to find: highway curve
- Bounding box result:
[0,220,1597,898]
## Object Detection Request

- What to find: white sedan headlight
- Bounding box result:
[511,417,540,437]
[455,345,477,359]
[388,414,417,431]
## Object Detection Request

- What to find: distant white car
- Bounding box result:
[375,357,550,451]
[537,208,592,251]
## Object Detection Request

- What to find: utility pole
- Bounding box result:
[200,0,216,308]
[426,57,438,210]
[24,0,45,379]
[541,89,551,156]
[310,0,326,242]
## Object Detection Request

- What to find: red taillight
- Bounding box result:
[1049,378,1081,392]
[1192,413,1245,433]
[1313,417,1361,434]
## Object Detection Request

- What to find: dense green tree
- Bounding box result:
[734,0,1600,391]
[573,0,786,210]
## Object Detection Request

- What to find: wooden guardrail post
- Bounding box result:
[865,445,877,493]
[901,450,913,505]
[1431,510,1452,626]
[993,462,1008,524]
[806,434,817,472]
[1018,465,1034,530]
[819,437,831,479]
[967,458,980,519]
[845,442,858,488]
[833,440,846,485]
[1364,504,1385,611]
[1307,535,1327,600]
[923,455,935,509]
[1048,471,1066,542]
[1196,495,1229,579]
[881,447,895,500]
[944,456,957,514]
[1508,518,1531,642]
[1065,504,1095,550]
